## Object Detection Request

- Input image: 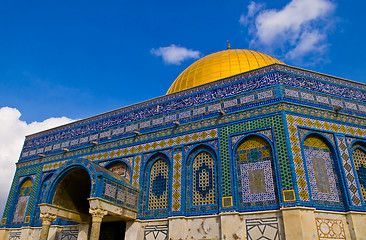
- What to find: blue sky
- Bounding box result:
[0,0,365,215]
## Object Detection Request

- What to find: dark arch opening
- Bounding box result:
[52,168,91,215]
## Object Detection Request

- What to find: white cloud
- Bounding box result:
[240,0,336,63]
[0,107,74,217]
[151,44,201,65]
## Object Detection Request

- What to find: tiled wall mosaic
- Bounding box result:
[192,151,216,206]
[236,136,277,208]
[84,129,218,162]
[2,165,42,226]
[286,114,366,206]
[220,114,292,200]
[102,179,139,211]
[351,147,366,203]
[148,160,169,210]
[337,137,362,206]
[171,149,182,212]
[303,136,342,206]
[282,86,366,116]
[186,147,219,213]
[11,179,33,224]
[21,64,366,160]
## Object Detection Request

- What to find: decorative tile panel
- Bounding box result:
[246,217,279,240]
[351,147,366,203]
[171,150,182,212]
[220,114,292,198]
[303,144,341,204]
[235,136,277,207]
[144,224,168,240]
[192,151,216,206]
[148,160,169,210]
[43,160,67,171]
[316,218,345,239]
[84,129,217,162]
[286,114,366,202]
[132,155,142,188]
[336,137,362,206]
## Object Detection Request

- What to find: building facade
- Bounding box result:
[1,49,366,240]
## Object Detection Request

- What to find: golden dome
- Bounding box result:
[167,49,284,94]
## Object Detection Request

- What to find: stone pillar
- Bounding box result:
[346,211,366,239]
[282,207,317,240]
[89,208,107,240]
[39,212,57,240]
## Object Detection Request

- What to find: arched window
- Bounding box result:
[148,159,169,210]
[106,161,131,181]
[351,146,366,202]
[192,151,216,206]
[12,178,33,224]
[34,174,53,224]
[303,135,342,205]
[235,136,277,208]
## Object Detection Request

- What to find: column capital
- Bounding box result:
[89,208,107,223]
[40,212,57,225]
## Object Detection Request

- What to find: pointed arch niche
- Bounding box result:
[186,145,218,213]
[351,142,366,203]
[11,178,33,224]
[302,134,344,208]
[235,135,278,209]
[140,153,171,218]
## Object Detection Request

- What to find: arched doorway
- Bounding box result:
[52,168,91,215]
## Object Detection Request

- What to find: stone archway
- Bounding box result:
[52,168,91,216]
[38,159,139,240]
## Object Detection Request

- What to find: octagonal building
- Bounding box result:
[1,49,366,240]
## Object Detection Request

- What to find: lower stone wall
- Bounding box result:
[1,209,366,239]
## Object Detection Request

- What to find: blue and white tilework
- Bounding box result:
[336,136,362,206]
[303,146,340,203]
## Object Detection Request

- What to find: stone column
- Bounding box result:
[89,208,107,240]
[282,207,317,240]
[39,212,57,240]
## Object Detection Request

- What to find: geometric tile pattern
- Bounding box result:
[12,179,33,224]
[303,143,340,204]
[42,160,67,171]
[286,114,366,202]
[102,179,139,211]
[220,114,292,198]
[84,128,218,162]
[236,136,277,207]
[22,64,366,156]
[2,165,42,225]
[8,232,21,240]
[337,137,362,206]
[148,160,169,210]
[144,224,168,240]
[315,218,345,239]
[60,229,79,240]
[132,155,142,188]
[186,147,219,213]
[351,147,366,204]
[171,150,182,212]
[246,217,279,240]
[192,151,216,206]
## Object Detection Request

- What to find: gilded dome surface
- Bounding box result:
[167,49,284,94]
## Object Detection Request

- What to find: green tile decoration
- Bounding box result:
[219,114,293,197]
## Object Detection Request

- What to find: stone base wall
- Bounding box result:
[1,208,366,239]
